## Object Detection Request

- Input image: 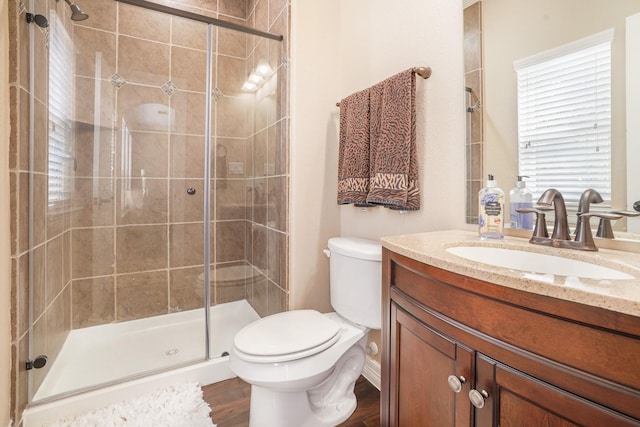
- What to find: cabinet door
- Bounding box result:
[474,354,640,427]
[389,304,473,427]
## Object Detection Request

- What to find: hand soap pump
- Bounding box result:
[479,174,505,239]
[509,175,533,230]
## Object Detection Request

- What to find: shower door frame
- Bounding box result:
[115,0,284,42]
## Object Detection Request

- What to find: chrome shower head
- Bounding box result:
[63,0,89,21]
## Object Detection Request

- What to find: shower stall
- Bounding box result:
[9,0,290,419]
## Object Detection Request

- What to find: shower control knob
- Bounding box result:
[186,187,196,195]
[634,200,640,212]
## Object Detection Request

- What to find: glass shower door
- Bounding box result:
[30,1,212,401]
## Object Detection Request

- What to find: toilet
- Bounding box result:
[229,237,382,427]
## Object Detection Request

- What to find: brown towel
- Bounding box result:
[366,69,419,210]
[337,88,375,206]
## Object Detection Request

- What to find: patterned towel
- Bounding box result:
[337,88,375,206]
[366,69,419,210]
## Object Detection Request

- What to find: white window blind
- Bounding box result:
[515,30,613,209]
[48,12,75,208]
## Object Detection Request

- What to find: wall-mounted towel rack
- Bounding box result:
[335,66,431,107]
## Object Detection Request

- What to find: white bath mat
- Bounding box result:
[47,382,216,427]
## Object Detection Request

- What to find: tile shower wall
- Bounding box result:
[464,1,483,224]
[8,0,290,420]
[68,0,215,329]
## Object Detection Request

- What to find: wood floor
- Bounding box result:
[203,375,381,427]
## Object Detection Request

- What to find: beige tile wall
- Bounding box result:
[67,0,291,324]
[8,0,290,420]
[464,1,484,224]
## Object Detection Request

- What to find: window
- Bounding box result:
[515,29,613,209]
[48,12,75,208]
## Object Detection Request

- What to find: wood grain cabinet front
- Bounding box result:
[381,248,640,427]
[389,303,472,426]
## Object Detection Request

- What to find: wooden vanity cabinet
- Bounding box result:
[381,248,640,427]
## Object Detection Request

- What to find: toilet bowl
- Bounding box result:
[229,237,382,427]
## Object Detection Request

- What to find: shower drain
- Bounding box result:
[165,348,180,356]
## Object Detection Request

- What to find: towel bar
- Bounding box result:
[336,67,431,107]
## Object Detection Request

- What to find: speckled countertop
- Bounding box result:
[381,230,640,317]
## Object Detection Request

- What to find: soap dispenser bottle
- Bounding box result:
[479,174,505,239]
[509,176,533,230]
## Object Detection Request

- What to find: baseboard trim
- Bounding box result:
[361,355,381,391]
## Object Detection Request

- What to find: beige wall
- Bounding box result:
[336,0,466,240]
[289,0,342,312]
[290,0,466,310]
[289,0,340,311]
[2,0,12,424]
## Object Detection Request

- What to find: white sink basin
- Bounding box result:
[446,246,635,280]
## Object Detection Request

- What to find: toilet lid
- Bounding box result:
[234,310,341,361]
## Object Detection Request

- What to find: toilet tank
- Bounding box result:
[327,237,382,329]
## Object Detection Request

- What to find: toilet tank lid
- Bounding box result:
[328,237,382,261]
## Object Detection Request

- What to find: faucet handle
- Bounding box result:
[579,212,624,220]
[575,212,623,248]
[516,208,549,239]
[595,210,640,239]
[608,210,640,217]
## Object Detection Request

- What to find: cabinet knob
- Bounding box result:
[468,389,489,409]
[447,375,466,393]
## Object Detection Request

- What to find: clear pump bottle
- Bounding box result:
[479,174,505,239]
[509,176,533,230]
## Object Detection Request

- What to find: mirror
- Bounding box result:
[463,0,640,232]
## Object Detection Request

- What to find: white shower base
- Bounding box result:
[24,299,259,426]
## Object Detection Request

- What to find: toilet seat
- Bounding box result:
[233,310,341,363]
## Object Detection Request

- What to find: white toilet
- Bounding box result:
[229,237,382,427]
